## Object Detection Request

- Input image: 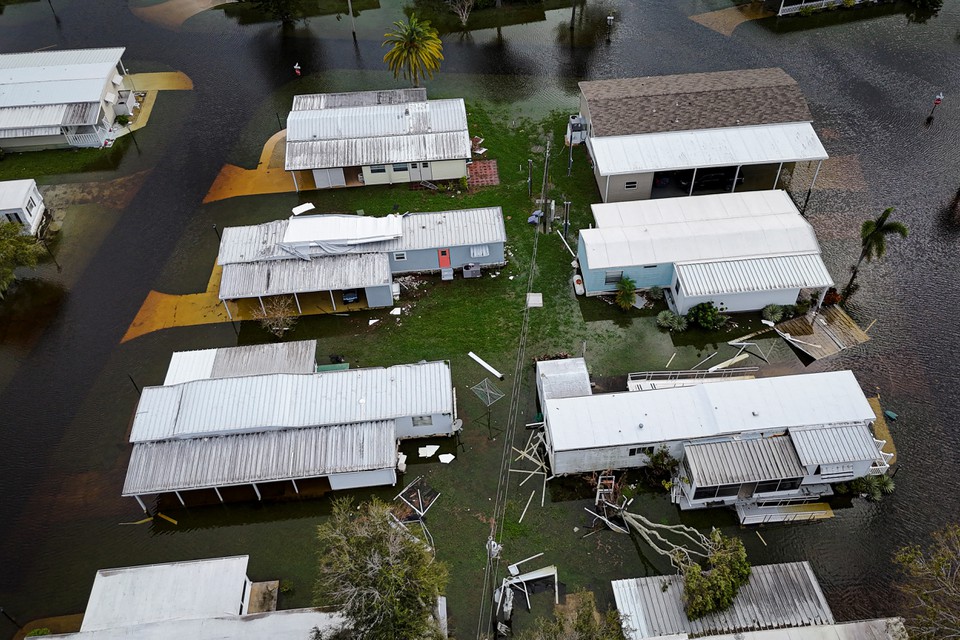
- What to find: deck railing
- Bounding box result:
[778,0,872,15]
[628,367,759,384]
[65,131,103,148]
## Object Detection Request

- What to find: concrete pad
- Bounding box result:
[527,293,543,308]
[689,3,774,37]
[248,580,279,613]
[127,72,194,91]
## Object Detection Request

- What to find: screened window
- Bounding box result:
[394,252,407,261]
[625,181,638,190]
[370,165,386,174]
[422,162,430,168]
[605,270,623,285]
[471,245,491,258]
[755,480,781,494]
[412,416,433,427]
[716,484,740,498]
[26,197,37,213]
[627,447,654,457]
[674,280,681,295]
[693,486,718,501]
[393,163,409,172]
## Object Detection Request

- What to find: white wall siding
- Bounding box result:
[328,467,397,490]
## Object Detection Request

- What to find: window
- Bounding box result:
[412,416,433,427]
[4,212,22,224]
[778,478,802,491]
[693,486,718,501]
[394,252,407,261]
[716,484,740,498]
[393,163,409,172]
[26,197,36,213]
[674,280,681,295]
[643,265,656,269]
[470,245,490,258]
[604,270,623,285]
[755,480,781,494]
[628,446,655,457]
[370,165,386,174]
[625,181,638,190]
[422,162,430,168]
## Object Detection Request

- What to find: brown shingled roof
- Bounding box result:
[579,68,813,137]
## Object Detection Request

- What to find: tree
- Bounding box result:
[844,207,909,297]
[679,529,751,619]
[447,0,475,26]
[251,295,298,337]
[894,523,960,640]
[614,276,636,311]
[0,221,41,296]
[314,498,448,640]
[382,15,444,87]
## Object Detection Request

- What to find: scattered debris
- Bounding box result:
[526,292,543,308]
[368,319,380,326]
[438,453,456,464]
[393,476,441,548]
[390,307,402,316]
[469,352,505,380]
[156,513,178,525]
[418,445,440,458]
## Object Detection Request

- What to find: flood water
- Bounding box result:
[1,0,959,635]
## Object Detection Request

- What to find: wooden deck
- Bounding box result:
[775,305,870,361]
[737,501,834,525]
[868,397,897,466]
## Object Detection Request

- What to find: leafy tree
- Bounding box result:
[614,276,636,311]
[0,221,41,296]
[314,497,448,640]
[382,15,444,87]
[844,207,909,297]
[678,529,751,619]
[686,302,727,331]
[894,523,960,639]
[517,591,626,640]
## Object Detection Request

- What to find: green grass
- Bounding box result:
[0,138,134,182]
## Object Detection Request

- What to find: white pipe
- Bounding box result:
[555,230,576,258]
[214,486,224,502]
[293,292,302,314]
[689,168,697,196]
[252,483,262,501]
[175,491,185,506]
[291,478,299,494]
[135,495,147,512]
[774,162,783,189]
[468,351,504,380]
[222,299,233,320]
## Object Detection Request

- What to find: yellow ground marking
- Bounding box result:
[689,3,775,37]
[131,0,236,30]
[128,71,194,91]
[203,129,316,203]
[868,396,897,466]
[157,512,179,525]
[119,516,154,525]
[122,260,370,343]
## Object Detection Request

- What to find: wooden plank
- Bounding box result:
[775,306,870,361]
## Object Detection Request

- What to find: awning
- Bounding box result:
[218,252,391,300]
[684,437,805,486]
[676,253,833,297]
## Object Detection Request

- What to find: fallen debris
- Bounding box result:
[438,453,455,464]
[418,445,440,458]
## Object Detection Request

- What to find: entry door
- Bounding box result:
[420,162,432,180]
[409,162,422,181]
[438,248,451,268]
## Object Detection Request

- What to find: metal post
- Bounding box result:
[222,299,233,320]
[134,495,147,512]
[0,608,21,629]
[175,491,186,507]
[773,162,783,189]
[802,159,822,213]
[816,286,828,309]
[291,171,300,193]
[731,165,741,193]
[293,292,302,314]
[347,0,357,41]
[291,478,300,494]
[214,486,224,502]
[128,374,140,396]
[252,483,262,500]
[330,290,337,311]
[258,296,266,314]
[527,159,532,198]
[212,224,221,241]
[567,138,573,176]
[604,175,610,202]
[276,111,284,131]
[688,168,698,196]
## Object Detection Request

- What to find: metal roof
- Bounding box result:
[122,420,396,495]
[612,561,834,639]
[0,47,124,108]
[0,179,36,207]
[588,122,828,177]
[676,254,833,296]
[218,252,392,299]
[683,436,805,486]
[536,358,593,401]
[285,131,471,171]
[217,208,507,266]
[591,191,799,229]
[580,211,823,270]
[544,371,875,453]
[579,68,812,138]
[0,101,100,135]
[80,556,249,632]
[292,88,427,111]
[282,214,403,245]
[130,361,453,442]
[789,423,882,466]
[695,618,907,640]
[163,340,317,385]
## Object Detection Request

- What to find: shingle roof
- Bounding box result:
[579,68,813,137]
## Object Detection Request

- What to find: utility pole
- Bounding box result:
[347,0,357,41]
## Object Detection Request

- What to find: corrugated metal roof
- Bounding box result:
[536,358,593,401]
[684,437,805,486]
[292,88,427,111]
[123,420,396,495]
[287,99,466,141]
[0,48,124,109]
[580,212,822,270]
[676,254,833,296]
[588,122,827,176]
[217,208,506,266]
[697,618,906,640]
[544,371,875,454]
[282,214,403,245]
[612,562,834,639]
[218,252,392,299]
[0,179,35,207]
[163,340,317,385]
[579,68,812,138]
[285,131,471,170]
[130,361,452,442]
[80,556,249,632]
[789,424,882,466]
[591,191,799,229]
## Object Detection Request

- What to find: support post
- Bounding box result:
[346,0,357,41]
[802,159,822,212]
[604,175,610,202]
[731,165,741,193]
[291,170,300,193]
[222,299,233,320]
[293,292,302,314]
[330,290,337,311]
[689,168,698,196]
[214,486,224,502]
[119,59,129,76]
[252,483,262,501]
[816,286,828,310]
[258,296,266,314]
[135,494,147,512]
[175,491,186,507]
[292,478,300,494]
[773,162,783,189]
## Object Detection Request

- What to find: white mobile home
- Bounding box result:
[577,69,827,202]
[284,88,471,190]
[0,178,45,235]
[577,190,834,313]
[123,346,457,511]
[0,47,132,150]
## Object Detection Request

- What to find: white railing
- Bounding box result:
[65,132,103,148]
[628,367,758,384]
[778,0,871,15]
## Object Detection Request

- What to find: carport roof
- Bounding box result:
[588,122,828,177]
[218,252,391,300]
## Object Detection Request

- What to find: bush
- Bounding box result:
[843,0,856,6]
[798,5,816,15]
[115,114,130,127]
[615,276,637,311]
[850,474,895,502]
[646,285,665,301]
[26,630,52,637]
[782,304,798,319]
[761,304,784,323]
[687,302,728,331]
[656,310,688,332]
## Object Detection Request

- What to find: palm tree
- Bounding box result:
[844,207,909,295]
[382,15,443,88]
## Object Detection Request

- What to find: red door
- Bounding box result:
[438,248,451,268]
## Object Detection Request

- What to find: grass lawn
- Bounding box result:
[0,138,134,182]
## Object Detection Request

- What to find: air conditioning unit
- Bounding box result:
[566,115,587,145]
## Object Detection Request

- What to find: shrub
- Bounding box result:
[615,276,637,311]
[843,0,856,7]
[761,304,784,323]
[823,287,842,305]
[851,475,895,502]
[115,114,130,127]
[26,630,52,637]
[646,285,665,301]
[687,302,728,331]
[798,5,816,15]
[795,297,811,315]
[657,310,688,332]
[781,304,798,319]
